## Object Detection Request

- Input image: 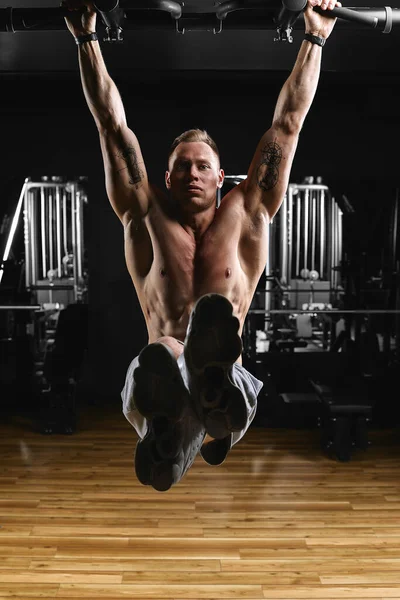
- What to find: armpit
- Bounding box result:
[123,211,147,235]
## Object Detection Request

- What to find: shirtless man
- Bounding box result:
[63,0,340,491]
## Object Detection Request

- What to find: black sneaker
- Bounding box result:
[133,342,205,491]
[200,435,232,466]
[184,294,248,440]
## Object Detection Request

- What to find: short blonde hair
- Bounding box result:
[168,129,220,165]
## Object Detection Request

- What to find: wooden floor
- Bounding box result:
[1,401,400,600]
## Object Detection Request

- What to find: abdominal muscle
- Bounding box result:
[125,196,266,363]
[134,253,253,367]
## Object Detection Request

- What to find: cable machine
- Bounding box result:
[0,176,89,434]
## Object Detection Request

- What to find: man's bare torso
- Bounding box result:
[124,184,269,348]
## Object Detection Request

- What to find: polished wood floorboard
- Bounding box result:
[0,401,400,600]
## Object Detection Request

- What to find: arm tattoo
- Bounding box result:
[116,145,143,186]
[257,141,282,191]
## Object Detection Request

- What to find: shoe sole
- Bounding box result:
[133,343,189,491]
[184,294,247,439]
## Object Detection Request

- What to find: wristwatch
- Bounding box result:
[75,32,98,45]
[304,33,326,46]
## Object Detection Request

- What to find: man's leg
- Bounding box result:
[181,294,263,462]
[121,337,205,492]
[198,361,262,465]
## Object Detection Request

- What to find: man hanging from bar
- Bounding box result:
[62,0,341,491]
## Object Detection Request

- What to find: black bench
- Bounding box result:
[309,376,373,461]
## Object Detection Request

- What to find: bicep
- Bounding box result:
[99,124,151,221]
[244,126,299,220]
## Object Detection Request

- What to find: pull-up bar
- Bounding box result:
[216,0,392,40]
[92,0,182,41]
[1,0,399,42]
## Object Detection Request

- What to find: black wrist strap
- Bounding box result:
[304,33,326,47]
[75,32,98,45]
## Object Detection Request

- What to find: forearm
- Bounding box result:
[272,40,322,133]
[77,40,126,131]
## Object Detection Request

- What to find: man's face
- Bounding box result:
[165,141,224,212]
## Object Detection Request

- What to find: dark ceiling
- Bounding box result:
[1,0,400,78]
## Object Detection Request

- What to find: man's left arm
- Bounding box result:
[243,0,341,221]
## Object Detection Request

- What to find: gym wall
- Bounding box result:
[0,71,398,401]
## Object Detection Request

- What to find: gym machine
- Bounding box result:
[0,176,89,433]
[1,0,400,41]
[224,176,346,354]
[223,175,400,461]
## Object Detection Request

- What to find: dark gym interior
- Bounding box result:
[1,0,400,462]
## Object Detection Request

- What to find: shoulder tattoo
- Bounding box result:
[116,145,143,186]
[257,141,282,191]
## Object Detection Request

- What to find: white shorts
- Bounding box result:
[121,349,263,448]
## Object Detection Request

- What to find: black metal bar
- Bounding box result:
[123,10,279,31]
[218,9,400,30]
[95,0,182,18]
[125,1,182,19]
[274,5,302,41]
[93,0,119,10]
[218,0,379,28]
[314,5,378,27]
[1,7,75,32]
[1,5,399,32]
[282,0,307,11]
[94,0,182,39]
[217,0,396,31]
[217,0,304,41]
[0,2,182,33]
[93,0,125,42]
[216,0,267,20]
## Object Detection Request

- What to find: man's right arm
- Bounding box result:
[241,0,340,222]
[64,0,150,225]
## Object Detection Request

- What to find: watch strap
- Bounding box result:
[75,32,98,45]
[304,33,326,46]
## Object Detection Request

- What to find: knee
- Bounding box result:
[156,336,184,360]
[156,335,176,345]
